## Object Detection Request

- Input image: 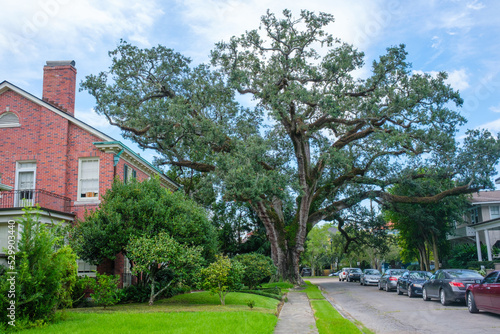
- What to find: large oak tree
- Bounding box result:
[82,10,500,283]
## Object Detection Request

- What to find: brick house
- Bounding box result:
[0,60,178,286]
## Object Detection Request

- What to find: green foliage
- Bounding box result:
[127,232,203,305]
[246,299,255,309]
[445,243,498,269]
[82,9,500,283]
[86,272,121,309]
[233,253,276,289]
[0,209,77,328]
[201,255,245,305]
[467,261,495,270]
[72,178,217,266]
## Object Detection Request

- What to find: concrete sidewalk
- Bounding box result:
[274,292,318,334]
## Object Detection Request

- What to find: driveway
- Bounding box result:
[310,278,500,334]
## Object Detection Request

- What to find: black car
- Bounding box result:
[397,271,432,297]
[346,268,362,282]
[422,269,484,305]
[301,268,312,277]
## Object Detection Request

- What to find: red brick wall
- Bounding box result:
[42,63,77,116]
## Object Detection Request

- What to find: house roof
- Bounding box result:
[470,190,500,204]
[0,80,179,191]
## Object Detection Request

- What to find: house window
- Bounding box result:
[77,259,97,277]
[15,161,36,206]
[78,158,99,200]
[470,207,480,224]
[0,112,20,128]
[490,206,500,220]
[124,165,136,184]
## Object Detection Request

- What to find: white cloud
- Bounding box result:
[490,104,500,113]
[447,69,470,91]
[467,1,485,10]
[477,118,500,132]
[173,0,394,56]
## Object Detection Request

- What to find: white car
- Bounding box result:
[339,267,353,281]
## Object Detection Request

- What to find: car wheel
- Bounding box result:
[397,285,402,295]
[385,282,390,292]
[440,289,449,306]
[408,286,413,298]
[360,280,363,285]
[378,281,383,290]
[467,292,479,313]
[339,277,341,281]
[422,287,430,301]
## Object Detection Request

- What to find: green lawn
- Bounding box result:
[15,292,279,334]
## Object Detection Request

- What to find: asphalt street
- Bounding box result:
[310,277,500,334]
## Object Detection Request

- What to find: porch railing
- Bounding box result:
[0,189,72,214]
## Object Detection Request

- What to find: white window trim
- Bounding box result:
[77,157,100,201]
[15,161,36,207]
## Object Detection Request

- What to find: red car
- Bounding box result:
[466,270,500,315]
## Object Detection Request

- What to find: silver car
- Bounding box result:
[378,269,408,292]
[360,269,381,286]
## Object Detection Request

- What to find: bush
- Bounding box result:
[233,253,276,289]
[201,255,244,305]
[0,208,77,329]
[86,272,121,309]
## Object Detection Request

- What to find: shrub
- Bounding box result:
[86,272,121,309]
[201,255,244,305]
[233,253,276,289]
[0,208,77,329]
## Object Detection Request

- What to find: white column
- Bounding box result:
[485,229,493,261]
[476,231,483,261]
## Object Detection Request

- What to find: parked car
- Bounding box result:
[329,270,341,277]
[422,269,484,305]
[466,270,500,314]
[346,268,362,282]
[339,268,353,281]
[301,268,312,277]
[397,271,432,297]
[360,269,381,286]
[378,269,407,292]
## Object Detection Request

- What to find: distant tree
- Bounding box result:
[72,178,217,267]
[383,174,468,271]
[82,9,500,283]
[127,232,203,305]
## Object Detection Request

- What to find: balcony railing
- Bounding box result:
[0,189,72,214]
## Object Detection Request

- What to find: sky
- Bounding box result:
[1,0,500,182]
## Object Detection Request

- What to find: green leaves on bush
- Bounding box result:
[0,208,77,328]
[233,253,276,289]
[201,255,245,305]
[85,272,121,309]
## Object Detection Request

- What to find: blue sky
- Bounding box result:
[1,0,499,181]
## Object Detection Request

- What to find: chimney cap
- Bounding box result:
[45,60,75,67]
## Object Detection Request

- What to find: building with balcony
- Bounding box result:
[448,187,500,262]
[0,60,178,285]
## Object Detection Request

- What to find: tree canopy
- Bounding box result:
[81,9,500,282]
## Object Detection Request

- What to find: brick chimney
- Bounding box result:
[42,60,77,116]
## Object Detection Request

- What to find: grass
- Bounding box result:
[310,300,361,334]
[261,281,294,293]
[302,281,363,334]
[13,292,279,334]
[16,311,277,334]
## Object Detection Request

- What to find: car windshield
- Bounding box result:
[410,272,431,279]
[351,269,362,273]
[447,270,483,279]
[365,269,380,275]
